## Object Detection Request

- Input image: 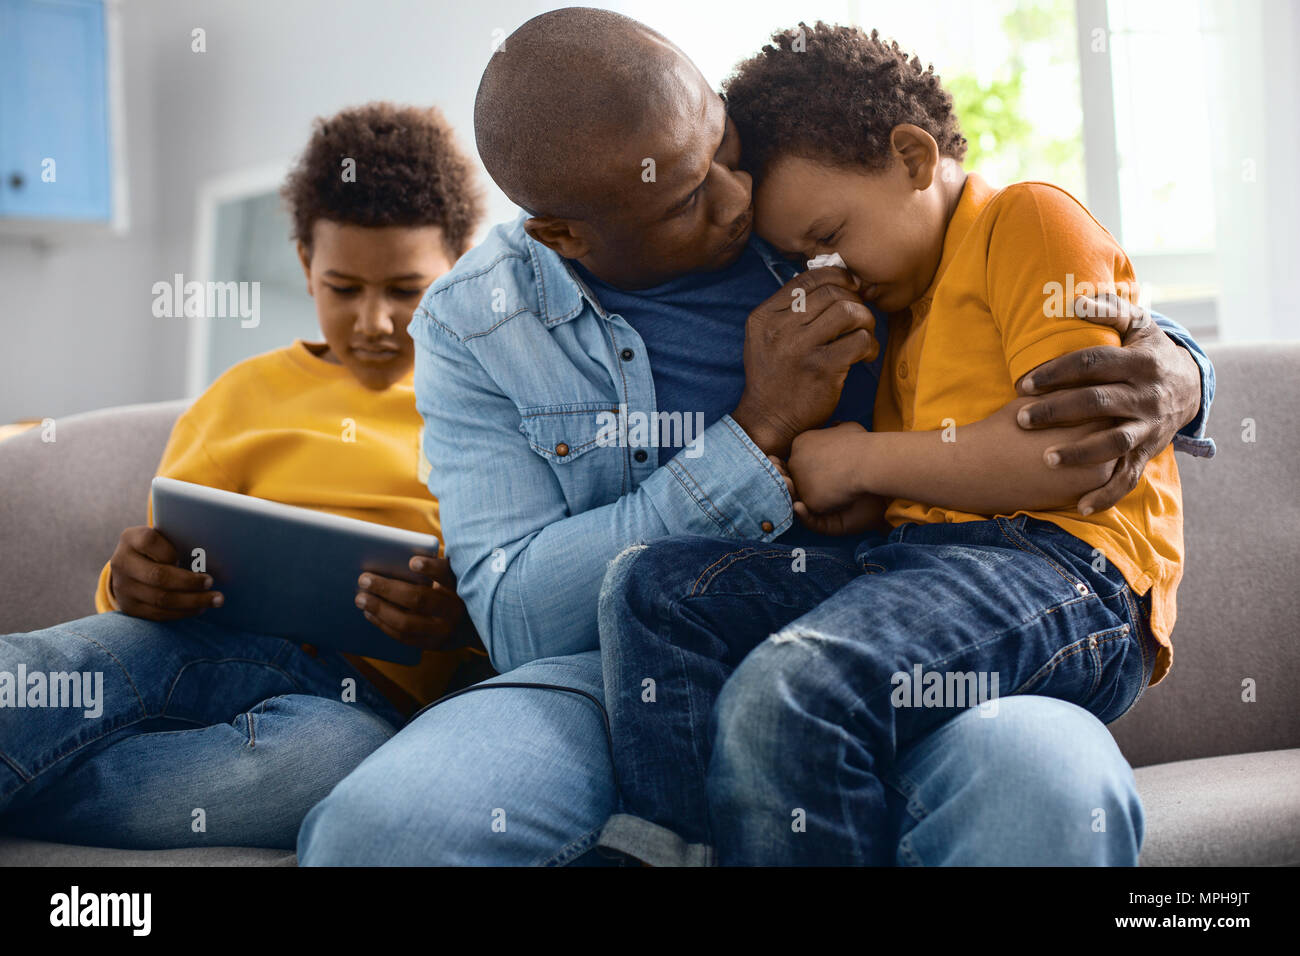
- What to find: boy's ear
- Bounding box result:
[296,240,314,293]
[890,124,939,191]
[523,217,591,260]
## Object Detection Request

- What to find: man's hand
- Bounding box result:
[355,554,472,652]
[732,267,879,458]
[1015,293,1201,515]
[109,525,223,621]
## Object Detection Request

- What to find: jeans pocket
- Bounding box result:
[1012,621,1135,707]
[1106,589,1160,722]
[993,516,1093,601]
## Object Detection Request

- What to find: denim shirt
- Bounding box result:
[411,213,1217,672]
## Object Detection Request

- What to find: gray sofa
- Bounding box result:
[1,342,1297,866]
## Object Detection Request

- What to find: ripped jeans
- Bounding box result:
[597,515,1160,865]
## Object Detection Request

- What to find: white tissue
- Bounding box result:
[806,252,846,270]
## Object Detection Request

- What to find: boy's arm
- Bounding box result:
[825,311,1210,514]
[868,398,1115,513]
[412,306,792,674]
[95,414,235,612]
[789,398,1114,521]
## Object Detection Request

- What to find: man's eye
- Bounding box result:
[391,288,423,298]
[816,228,840,247]
[326,284,360,295]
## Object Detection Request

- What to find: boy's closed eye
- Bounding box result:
[812,225,842,251]
[325,283,424,298]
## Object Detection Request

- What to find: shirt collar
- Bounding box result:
[518,213,798,325]
[915,171,996,306]
[518,215,591,326]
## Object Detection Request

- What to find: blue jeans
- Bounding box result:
[0,612,402,849]
[598,516,1160,865]
[299,647,1146,866]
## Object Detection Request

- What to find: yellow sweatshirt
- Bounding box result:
[95,339,473,711]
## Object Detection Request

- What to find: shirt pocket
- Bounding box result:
[518,401,626,505]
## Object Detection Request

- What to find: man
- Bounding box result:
[298,8,1214,866]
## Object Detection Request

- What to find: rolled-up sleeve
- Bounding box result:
[1151,311,1217,459]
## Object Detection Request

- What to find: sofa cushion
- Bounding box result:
[1136,749,1300,866]
[0,399,189,633]
[0,835,295,866]
[1108,342,1300,768]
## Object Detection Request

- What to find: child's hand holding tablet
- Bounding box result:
[354,552,470,652]
[148,477,457,664]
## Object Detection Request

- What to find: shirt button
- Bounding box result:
[898,361,909,379]
[555,442,570,457]
[760,520,774,533]
[633,449,648,463]
[914,300,930,318]
[620,348,635,361]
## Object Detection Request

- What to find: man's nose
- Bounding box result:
[709,164,752,227]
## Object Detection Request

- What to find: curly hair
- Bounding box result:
[723,23,968,182]
[281,102,484,255]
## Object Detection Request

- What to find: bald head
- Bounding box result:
[474,7,706,220]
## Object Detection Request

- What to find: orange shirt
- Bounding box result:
[873,174,1183,684]
[95,340,478,709]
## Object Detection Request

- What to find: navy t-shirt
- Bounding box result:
[571,241,882,548]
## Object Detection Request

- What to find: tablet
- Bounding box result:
[150,476,440,665]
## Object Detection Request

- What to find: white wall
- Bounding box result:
[2,0,1297,424]
[0,0,540,423]
[1203,0,1300,342]
[0,0,168,423]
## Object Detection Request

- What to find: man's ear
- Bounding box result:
[523,217,591,260]
[890,124,939,191]
[296,240,314,295]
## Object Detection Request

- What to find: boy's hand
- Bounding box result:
[787,421,872,514]
[794,495,887,537]
[109,525,223,621]
[355,555,471,652]
[767,453,796,501]
[1015,293,1201,514]
[733,267,879,458]
[769,449,881,536]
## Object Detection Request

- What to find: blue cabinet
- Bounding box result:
[0,0,112,221]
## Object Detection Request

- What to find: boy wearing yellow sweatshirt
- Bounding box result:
[0,103,484,850]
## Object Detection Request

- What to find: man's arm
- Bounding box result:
[1149,310,1217,455]
[838,302,1219,513]
[1014,295,1217,513]
[787,396,1115,523]
[411,308,793,674]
